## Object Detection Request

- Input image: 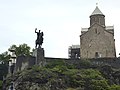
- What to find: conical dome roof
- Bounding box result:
[91,6,103,15]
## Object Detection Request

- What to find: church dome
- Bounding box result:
[90,6,105,26]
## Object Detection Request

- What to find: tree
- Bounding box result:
[0,52,9,82]
[9,43,31,56]
[0,44,32,79]
[0,51,10,65]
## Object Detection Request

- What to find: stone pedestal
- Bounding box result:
[33,47,45,66]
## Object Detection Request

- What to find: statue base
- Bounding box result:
[33,47,45,66]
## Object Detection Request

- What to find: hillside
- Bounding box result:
[5,60,120,90]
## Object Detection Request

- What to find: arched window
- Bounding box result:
[95,28,97,34]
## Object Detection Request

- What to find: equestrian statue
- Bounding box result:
[35,28,44,48]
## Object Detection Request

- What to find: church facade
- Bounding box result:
[80,6,116,58]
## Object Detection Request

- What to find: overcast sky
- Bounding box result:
[0,0,120,58]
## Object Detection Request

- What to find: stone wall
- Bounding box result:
[90,58,120,68]
[15,55,35,72]
[15,55,120,72]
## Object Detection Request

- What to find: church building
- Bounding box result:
[80,6,116,58]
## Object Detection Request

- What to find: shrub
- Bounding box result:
[108,85,120,90]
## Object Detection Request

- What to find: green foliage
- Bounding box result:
[45,60,66,69]
[0,51,10,64]
[31,62,111,90]
[65,63,75,69]
[79,59,92,67]
[0,43,32,63]
[5,58,120,90]
[63,69,79,76]
[108,85,120,90]
[90,80,109,90]
[0,80,2,90]
[52,65,67,73]
[0,64,8,80]
[80,69,103,79]
[9,43,31,56]
[79,69,109,90]
[0,52,9,90]
[67,87,84,90]
[0,43,32,88]
[45,59,75,70]
[0,52,9,81]
[63,69,109,89]
[31,65,41,72]
[64,69,83,88]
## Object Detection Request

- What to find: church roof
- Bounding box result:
[91,6,103,15]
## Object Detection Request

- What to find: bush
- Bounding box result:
[45,60,65,69]
[108,85,120,90]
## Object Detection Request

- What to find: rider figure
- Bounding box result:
[35,28,41,41]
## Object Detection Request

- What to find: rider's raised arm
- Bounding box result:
[35,28,37,33]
